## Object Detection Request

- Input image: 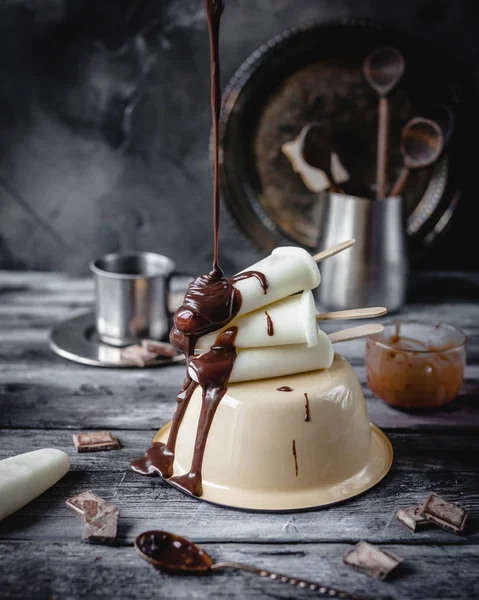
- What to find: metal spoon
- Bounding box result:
[389,117,444,197]
[135,530,365,599]
[300,122,343,193]
[363,47,405,200]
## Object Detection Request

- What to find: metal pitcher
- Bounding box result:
[315,193,409,313]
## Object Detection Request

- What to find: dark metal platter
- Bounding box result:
[218,19,473,266]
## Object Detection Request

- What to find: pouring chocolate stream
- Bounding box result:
[130,0,268,497]
[130,1,378,499]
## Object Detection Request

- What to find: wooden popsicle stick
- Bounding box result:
[328,323,384,344]
[317,307,387,321]
[312,239,355,263]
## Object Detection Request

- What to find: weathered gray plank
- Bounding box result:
[1,270,479,430]
[1,363,479,431]
[0,430,477,544]
[1,540,478,600]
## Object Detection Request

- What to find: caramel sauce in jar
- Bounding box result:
[366,320,467,408]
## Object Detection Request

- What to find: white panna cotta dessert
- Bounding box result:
[155,354,391,511]
[132,1,393,512]
[147,246,392,511]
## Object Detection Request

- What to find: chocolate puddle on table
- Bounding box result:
[130,0,270,497]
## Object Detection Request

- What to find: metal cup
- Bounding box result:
[90,251,185,347]
[315,193,409,313]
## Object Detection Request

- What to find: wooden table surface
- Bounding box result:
[1,270,479,600]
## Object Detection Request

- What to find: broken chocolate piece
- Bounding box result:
[82,498,119,545]
[120,344,160,367]
[419,492,468,534]
[343,541,403,581]
[141,339,178,358]
[397,505,431,533]
[65,490,106,518]
[73,431,121,453]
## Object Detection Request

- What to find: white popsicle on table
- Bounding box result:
[0,448,70,521]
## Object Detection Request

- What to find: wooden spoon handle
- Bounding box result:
[376,96,390,200]
[389,166,410,197]
[211,562,365,599]
[326,171,343,194]
[328,323,384,344]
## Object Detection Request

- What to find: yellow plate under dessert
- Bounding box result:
[152,354,393,512]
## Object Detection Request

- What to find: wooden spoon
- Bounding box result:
[300,123,343,193]
[389,117,444,197]
[363,47,405,200]
[423,103,455,148]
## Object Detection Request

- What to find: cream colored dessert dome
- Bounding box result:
[154,353,392,511]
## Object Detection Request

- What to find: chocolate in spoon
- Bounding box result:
[363,47,405,200]
[135,530,365,599]
[300,123,343,193]
[389,117,444,197]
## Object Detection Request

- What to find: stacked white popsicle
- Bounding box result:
[190,241,386,384]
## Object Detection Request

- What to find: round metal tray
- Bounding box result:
[218,18,472,265]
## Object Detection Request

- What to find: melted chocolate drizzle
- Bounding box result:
[169,327,238,497]
[292,439,299,477]
[233,271,268,294]
[208,0,225,271]
[304,392,310,422]
[265,311,274,336]
[277,386,293,392]
[130,1,271,498]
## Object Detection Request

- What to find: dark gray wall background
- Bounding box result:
[0,0,478,276]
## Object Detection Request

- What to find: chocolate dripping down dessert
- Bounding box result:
[131,0,391,511]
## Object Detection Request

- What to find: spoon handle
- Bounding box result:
[211,561,365,599]
[376,96,390,200]
[389,166,410,197]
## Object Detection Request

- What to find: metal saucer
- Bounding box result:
[49,311,185,368]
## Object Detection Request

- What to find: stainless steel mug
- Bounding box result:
[315,193,409,313]
[90,252,186,346]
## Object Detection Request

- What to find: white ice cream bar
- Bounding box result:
[190,334,334,383]
[198,291,320,349]
[0,449,70,521]
[233,246,320,317]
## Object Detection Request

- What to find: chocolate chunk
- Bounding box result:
[73,431,121,453]
[419,492,468,534]
[120,344,160,367]
[81,498,119,545]
[343,541,403,581]
[397,505,431,533]
[65,490,106,518]
[141,339,178,358]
